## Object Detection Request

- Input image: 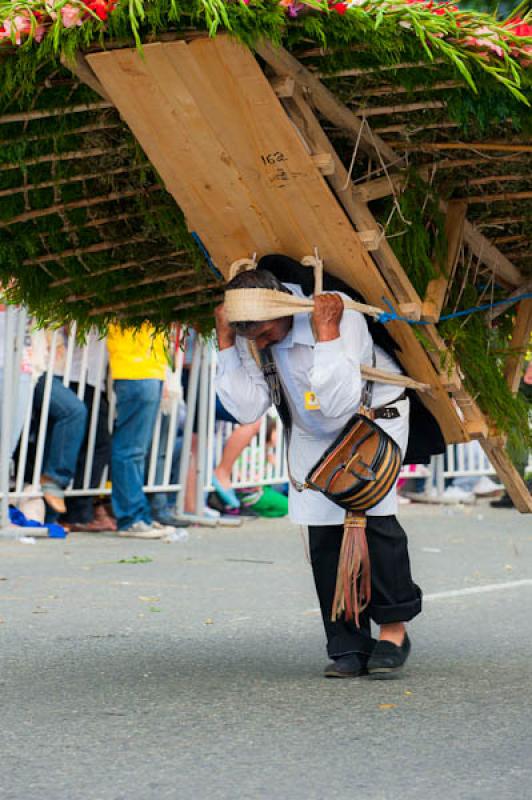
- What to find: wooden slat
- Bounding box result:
[503,299,532,394]
[422,200,467,323]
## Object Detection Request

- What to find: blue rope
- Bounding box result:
[377,292,532,326]
[191,232,223,280]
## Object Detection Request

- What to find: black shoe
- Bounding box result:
[367,633,411,679]
[324,652,368,679]
[490,493,514,508]
[153,513,191,528]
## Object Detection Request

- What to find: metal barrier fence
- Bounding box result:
[0,305,529,536]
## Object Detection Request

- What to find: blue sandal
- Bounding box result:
[212,475,240,509]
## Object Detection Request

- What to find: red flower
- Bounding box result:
[504,17,532,38]
[329,1,348,13]
[85,0,113,21]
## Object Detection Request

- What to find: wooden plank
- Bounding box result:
[422,200,467,323]
[206,36,391,292]
[168,37,307,261]
[503,299,532,394]
[479,437,532,513]
[88,45,278,273]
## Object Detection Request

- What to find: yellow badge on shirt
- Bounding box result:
[304,391,321,411]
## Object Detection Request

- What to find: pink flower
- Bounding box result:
[1,14,32,45]
[34,23,46,41]
[279,0,306,17]
[60,3,83,27]
[466,26,504,58]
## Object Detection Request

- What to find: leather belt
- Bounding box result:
[372,391,407,420]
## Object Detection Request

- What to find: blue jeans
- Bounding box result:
[33,376,88,489]
[111,379,162,530]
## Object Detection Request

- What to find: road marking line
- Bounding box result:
[425,579,532,601]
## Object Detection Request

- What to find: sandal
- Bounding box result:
[212,475,240,509]
[40,476,66,515]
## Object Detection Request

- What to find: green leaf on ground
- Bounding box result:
[118,556,153,564]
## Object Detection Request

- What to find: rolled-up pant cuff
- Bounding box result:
[369,588,422,625]
[328,636,377,660]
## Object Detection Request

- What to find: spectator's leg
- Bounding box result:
[111,379,161,531]
[40,377,88,489]
[214,420,262,490]
[64,385,111,524]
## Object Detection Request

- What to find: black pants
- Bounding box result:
[308,516,422,659]
[63,383,111,524]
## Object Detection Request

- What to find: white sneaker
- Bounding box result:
[152,520,177,534]
[441,486,475,503]
[202,506,220,519]
[473,476,503,497]
[117,521,162,539]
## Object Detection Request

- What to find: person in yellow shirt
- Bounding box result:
[107,324,171,538]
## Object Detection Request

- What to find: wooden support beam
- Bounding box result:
[422,200,467,323]
[256,40,398,165]
[503,299,532,394]
[479,437,532,513]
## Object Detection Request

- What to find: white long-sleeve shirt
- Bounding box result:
[216,284,409,524]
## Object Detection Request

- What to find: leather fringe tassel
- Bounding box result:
[331,513,371,627]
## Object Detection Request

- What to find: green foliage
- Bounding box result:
[440,286,532,450]
[377,172,447,298]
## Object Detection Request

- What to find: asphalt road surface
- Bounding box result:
[1,502,531,800]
